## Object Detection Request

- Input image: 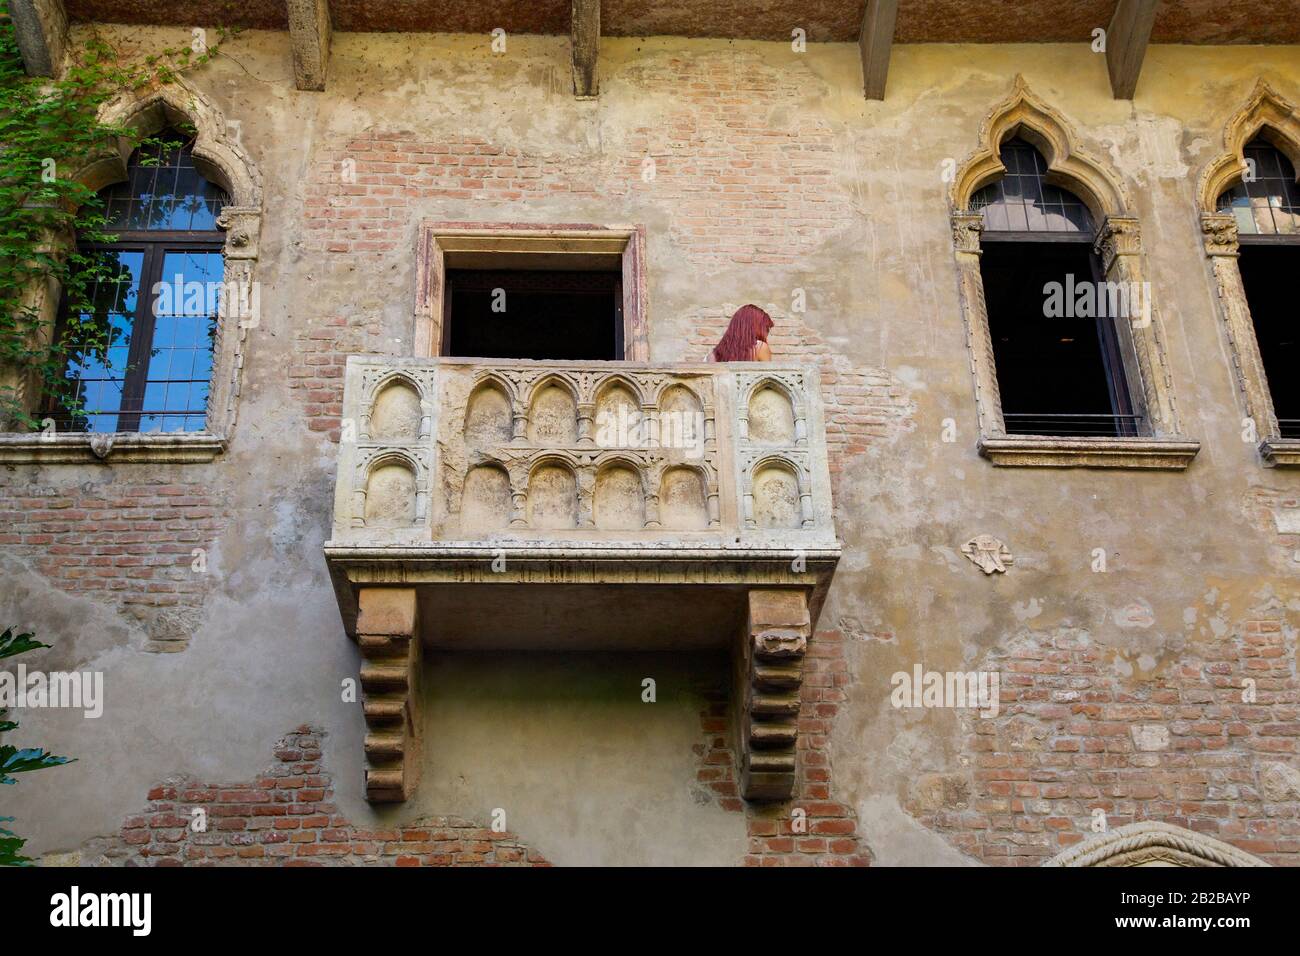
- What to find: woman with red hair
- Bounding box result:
[709,304,773,362]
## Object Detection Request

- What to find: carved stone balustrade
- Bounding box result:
[324,357,840,802]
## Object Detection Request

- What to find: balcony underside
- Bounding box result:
[327,547,838,650]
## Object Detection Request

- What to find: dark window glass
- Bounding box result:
[972,139,1095,234]
[1218,140,1300,437]
[975,139,1136,437]
[981,243,1135,436]
[444,269,622,360]
[1217,140,1300,236]
[1239,246,1300,437]
[52,131,228,433]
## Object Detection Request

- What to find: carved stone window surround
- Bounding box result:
[0,80,263,465]
[414,223,649,361]
[1045,821,1269,867]
[949,78,1198,471]
[1196,82,1300,467]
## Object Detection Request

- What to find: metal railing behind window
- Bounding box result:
[1002,412,1143,437]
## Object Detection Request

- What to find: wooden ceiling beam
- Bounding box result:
[572,0,599,97]
[1106,0,1160,99]
[9,0,68,77]
[859,0,900,100]
[287,0,332,91]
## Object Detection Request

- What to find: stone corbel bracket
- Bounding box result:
[737,589,810,801]
[356,588,422,802]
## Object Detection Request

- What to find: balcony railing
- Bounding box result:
[326,357,838,561]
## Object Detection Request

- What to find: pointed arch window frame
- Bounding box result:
[948,79,1198,470]
[0,81,263,464]
[1196,82,1300,467]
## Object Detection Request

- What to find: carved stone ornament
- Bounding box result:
[1044,821,1269,868]
[1200,212,1240,257]
[1092,216,1142,273]
[950,213,984,255]
[88,433,113,459]
[962,535,1013,574]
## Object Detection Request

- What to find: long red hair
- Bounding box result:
[711,304,773,362]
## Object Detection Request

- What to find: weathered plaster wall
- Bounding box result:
[2,29,1299,865]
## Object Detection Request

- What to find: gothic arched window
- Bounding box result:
[1217,138,1300,437]
[50,130,229,433]
[971,138,1137,437]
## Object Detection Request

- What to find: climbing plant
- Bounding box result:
[0,6,232,429]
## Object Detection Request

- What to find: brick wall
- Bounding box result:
[687,306,915,481]
[695,628,872,866]
[287,314,386,441]
[912,617,1300,866]
[0,474,225,650]
[296,52,881,446]
[303,54,849,265]
[98,728,548,866]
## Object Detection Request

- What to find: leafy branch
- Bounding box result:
[0,627,74,865]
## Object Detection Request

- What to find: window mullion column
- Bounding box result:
[1094,216,1175,437]
[1201,212,1281,441]
[951,212,1007,437]
[118,243,164,432]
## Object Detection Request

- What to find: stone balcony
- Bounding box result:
[324,357,840,802]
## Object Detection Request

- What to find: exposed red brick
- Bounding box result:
[103,728,550,867]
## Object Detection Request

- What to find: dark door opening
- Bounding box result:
[443,269,622,360]
[980,240,1136,437]
[1239,243,1300,437]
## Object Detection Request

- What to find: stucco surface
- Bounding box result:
[2,29,1299,865]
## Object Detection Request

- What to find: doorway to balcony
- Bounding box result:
[444,268,622,360]
[415,224,649,361]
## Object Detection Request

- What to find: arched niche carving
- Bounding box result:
[659,465,709,531]
[364,458,419,527]
[527,379,579,446]
[370,378,423,441]
[949,76,1129,223]
[751,460,802,530]
[461,463,512,533]
[593,460,645,530]
[748,382,797,445]
[1197,81,1300,215]
[527,459,579,529]
[593,379,642,448]
[659,383,702,417]
[465,378,513,447]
